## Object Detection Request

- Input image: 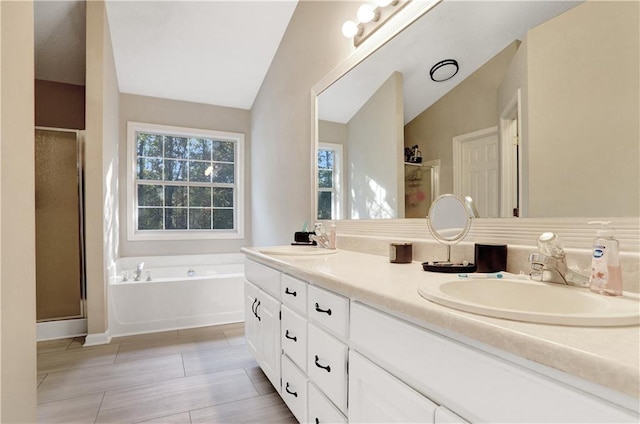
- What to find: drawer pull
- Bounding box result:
[285,382,298,397]
[314,303,332,316]
[254,300,261,321]
[285,330,297,342]
[315,419,319,424]
[285,287,297,297]
[314,355,331,373]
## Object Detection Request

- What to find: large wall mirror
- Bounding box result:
[314,0,639,221]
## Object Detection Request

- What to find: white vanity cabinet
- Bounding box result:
[243,260,282,393]
[350,301,637,423]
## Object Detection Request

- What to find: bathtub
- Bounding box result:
[109,253,244,336]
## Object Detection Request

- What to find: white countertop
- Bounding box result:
[242,247,640,401]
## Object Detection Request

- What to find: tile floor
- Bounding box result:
[37,322,297,424]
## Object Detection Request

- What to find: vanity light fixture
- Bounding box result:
[429,59,459,82]
[342,0,408,47]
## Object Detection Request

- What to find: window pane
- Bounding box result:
[164,136,188,159]
[213,209,234,229]
[188,138,212,161]
[211,163,234,183]
[189,161,212,182]
[165,185,187,207]
[318,170,333,189]
[137,133,162,157]
[318,191,332,220]
[189,186,211,207]
[137,158,163,180]
[138,184,163,206]
[213,187,234,207]
[165,208,187,230]
[138,208,163,230]
[189,208,212,229]
[164,159,188,181]
[318,150,334,170]
[212,140,235,162]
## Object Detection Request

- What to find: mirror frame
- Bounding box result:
[309,0,639,255]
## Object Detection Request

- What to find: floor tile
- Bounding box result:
[37,392,104,424]
[116,331,229,362]
[245,365,277,395]
[177,322,243,337]
[38,354,185,404]
[96,369,259,424]
[190,392,296,424]
[37,373,47,388]
[37,338,74,354]
[136,411,192,424]
[182,344,257,377]
[66,336,87,350]
[37,343,120,374]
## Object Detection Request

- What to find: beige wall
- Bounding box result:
[347,71,404,219]
[526,1,639,217]
[0,1,37,421]
[85,0,120,339]
[404,42,519,194]
[250,0,358,246]
[118,93,252,256]
[35,79,86,130]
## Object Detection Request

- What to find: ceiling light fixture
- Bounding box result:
[342,0,407,47]
[429,59,459,82]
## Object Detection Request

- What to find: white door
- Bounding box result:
[256,290,281,392]
[453,127,499,218]
[244,281,260,358]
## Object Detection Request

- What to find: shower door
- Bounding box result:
[35,128,84,321]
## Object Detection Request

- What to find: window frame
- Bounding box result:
[126,121,245,241]
[317,142,343,220]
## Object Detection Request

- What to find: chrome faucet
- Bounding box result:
[528,232,589,287]
[309,223,331,249]
[133,262,145,281]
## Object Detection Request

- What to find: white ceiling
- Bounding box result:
[34,1,299,110]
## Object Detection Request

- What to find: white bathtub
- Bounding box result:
[109,253,244,336]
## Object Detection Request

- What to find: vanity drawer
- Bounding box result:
[307,323,348,413]
[281,274,307,314]
[244,259,280,299]
[281,305,307,371]
[308,382,347,424]
[281,355,308,423]
[307,285,349,340]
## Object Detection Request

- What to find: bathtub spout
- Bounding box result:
[133,262,144,281]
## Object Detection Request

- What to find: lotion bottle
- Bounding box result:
[328,222,337,250]
[588,221,622,296]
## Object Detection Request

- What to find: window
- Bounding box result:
[127,122,244,240]
[317,143,343,220]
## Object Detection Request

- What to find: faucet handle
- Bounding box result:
[314,222,326,235]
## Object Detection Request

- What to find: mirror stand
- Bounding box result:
[423,194,476,273]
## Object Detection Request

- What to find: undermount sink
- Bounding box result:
[259,245,339,256]
[418,278,640,326]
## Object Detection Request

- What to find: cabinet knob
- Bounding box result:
[314,302,332,316]
[285,287,297,297]
[285,382,298,397]
[285,330,297,342]
[314,355,331,373]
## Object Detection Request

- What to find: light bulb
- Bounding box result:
[357,4,377,24]
[342,20,360,38]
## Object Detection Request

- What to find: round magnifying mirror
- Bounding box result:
[424,194,474,273]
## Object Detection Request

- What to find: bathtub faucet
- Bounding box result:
[133,262,145,281]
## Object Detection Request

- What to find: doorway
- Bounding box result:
[35,128,85,323]
[453,127,499,218]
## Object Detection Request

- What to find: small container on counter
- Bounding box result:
[389,242,413,263]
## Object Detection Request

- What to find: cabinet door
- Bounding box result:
[281,355,308,423]
[244,280,260,358]
[255,289,281,392]
[281,305,307,371]
[307,323,348,413]
[349,351,437,424]
[308,382,347,424]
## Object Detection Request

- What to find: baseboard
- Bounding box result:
[36,318,88,341]
[83,329,112,346]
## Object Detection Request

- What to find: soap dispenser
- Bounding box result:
[588,221,622,296]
